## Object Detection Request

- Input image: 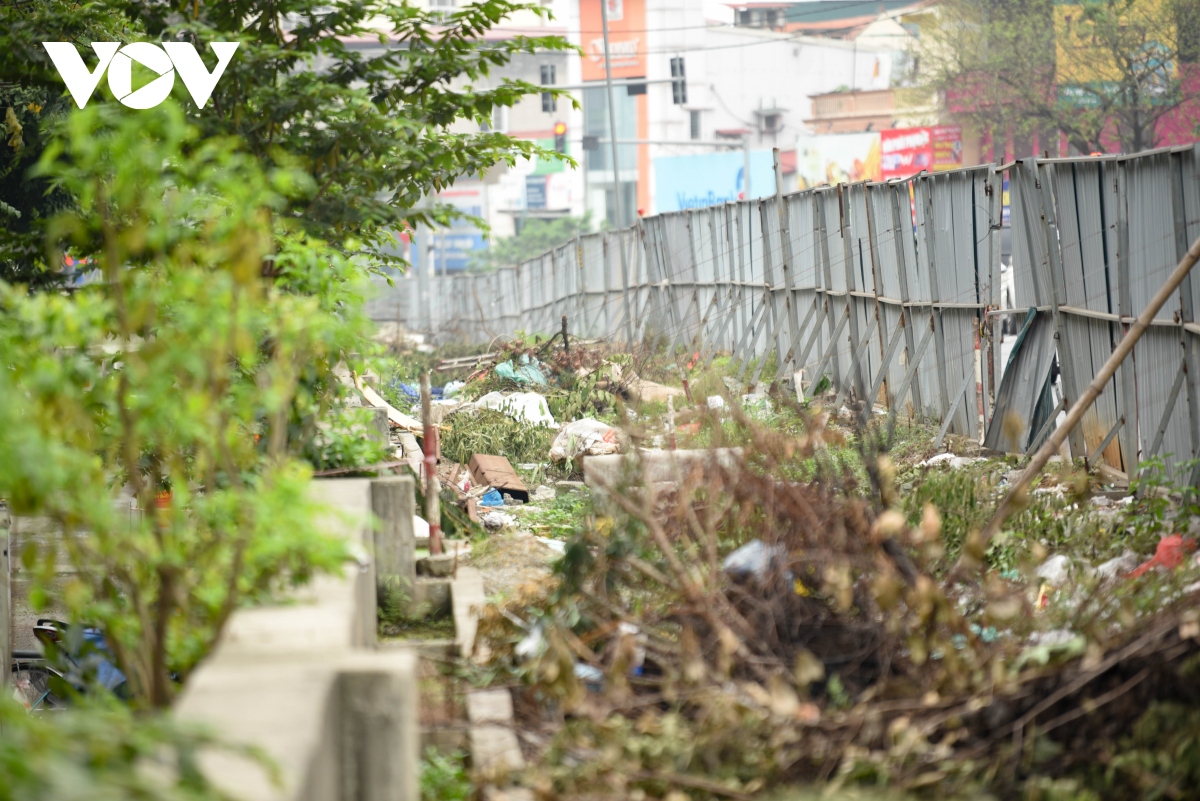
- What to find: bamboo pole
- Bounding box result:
[973,233,1200,560]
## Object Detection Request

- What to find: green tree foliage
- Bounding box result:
[470,213,591,270]
[0,1,133,287]
[923,0,1200,153]
[0,104,356,707]
[0,696,257,801]
[0,0,572,284]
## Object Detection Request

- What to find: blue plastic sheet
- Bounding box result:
[479,488,504,507]
[388,380,444,401]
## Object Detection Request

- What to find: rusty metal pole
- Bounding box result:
[561,314,569,354]
[973,232,1200,559]
[420,372,443,555]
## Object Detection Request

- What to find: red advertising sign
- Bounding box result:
[932,125,964,171]
[880,125,962,180]
[581,0,646,81]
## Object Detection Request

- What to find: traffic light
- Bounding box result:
[670,57,687,105]
[554,121,567,153]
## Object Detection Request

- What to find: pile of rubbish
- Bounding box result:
[467,404,1200,800]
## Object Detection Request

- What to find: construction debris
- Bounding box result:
[548,418,621,462]
[469,454,528,503]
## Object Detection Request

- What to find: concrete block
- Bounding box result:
[309,478,377,649]
[337,650,420,801]
[467,689,524,773]
[412,577,452,616]
[451,567,485,659]
[215,574,359,657]
[582,447,743,491]
[417,554,455,578]
[176,656,341,801]
[483,789,535,801]
[371,476,416,600]
[421,726,469,754]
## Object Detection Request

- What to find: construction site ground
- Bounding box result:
[373,334,1200,801]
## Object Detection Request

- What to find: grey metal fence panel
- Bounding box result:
[1050,160,1125,467]
[409,148,1200,491]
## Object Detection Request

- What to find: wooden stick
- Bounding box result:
[420,372,443,556]
[973,233,1200,560]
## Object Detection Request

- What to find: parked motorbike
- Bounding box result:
[9,619,128,711]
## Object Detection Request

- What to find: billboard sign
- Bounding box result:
[880,125,962,180]
[795,133,881,188]
[526,175,547,210]
[581,0,646,81]
[654,150,776,213]
[432,185,486,272]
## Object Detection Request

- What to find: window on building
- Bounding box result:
[430,0,455,21]
[540,64,556,113]
[690,110,701,140]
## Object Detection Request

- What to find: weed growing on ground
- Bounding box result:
[521,489,594,538]
[419,748,472,801]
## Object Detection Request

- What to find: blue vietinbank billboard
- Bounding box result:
[654,150,777,213]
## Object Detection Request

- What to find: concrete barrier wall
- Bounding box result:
[175,477,418,801]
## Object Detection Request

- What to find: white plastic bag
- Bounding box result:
[468,391,558,428]
[549,418,621,462]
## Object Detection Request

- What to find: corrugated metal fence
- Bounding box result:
[381,145,1200,480]
[995,145,1200,482]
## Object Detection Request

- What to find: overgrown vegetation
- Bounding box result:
[441,409,557,466]
[1,104,353,707]
[465,394,1200,800]
[0,0,578,795]
[0,697,261,801]
[304,406,391,470]
[420,748,473,801]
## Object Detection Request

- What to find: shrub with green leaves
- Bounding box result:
[303,406,390,470]
[0,103,360,707]
[0,696,259,801]
[440,409,556,466]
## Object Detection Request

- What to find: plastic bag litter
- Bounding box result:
[1035,554,1073,587]
[494,354,548,386]
[467,391,557,428]
[549,418,621,462]
[480,510,515,530]
[722,539,788,582]
[389,380,443,401]
[443,380,466,397]
[413,515,430,539]
[480,488,504,507]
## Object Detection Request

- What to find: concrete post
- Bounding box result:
[367,407,389,453]
[370,476,416,604]
[338,652,420,801]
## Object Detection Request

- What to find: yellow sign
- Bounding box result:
[1054,0,1177,88]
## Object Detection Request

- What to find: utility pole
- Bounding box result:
[600,0,636,346]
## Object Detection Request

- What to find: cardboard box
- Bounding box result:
[468,454,528,502]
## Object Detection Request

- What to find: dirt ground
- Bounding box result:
[463,527,559,600]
